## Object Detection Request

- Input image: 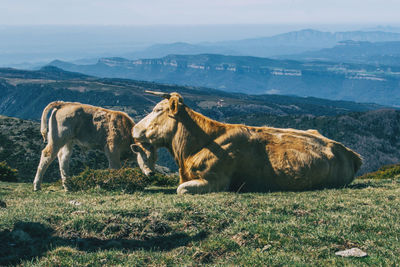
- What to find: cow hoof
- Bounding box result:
[33,185,41,191]
[177,185,189,195]
[63,187,70,192]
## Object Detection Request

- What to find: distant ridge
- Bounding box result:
[0,65,92,80]
[48,53,400,106]
[4,28,400,68]
[280,40,400,66]
[121,29,400,59]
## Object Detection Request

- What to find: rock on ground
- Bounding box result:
[335,248,368,257]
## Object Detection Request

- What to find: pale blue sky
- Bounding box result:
[1,0,400,25]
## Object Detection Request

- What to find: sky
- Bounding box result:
[2,0,400,67]
[1,0,400,25]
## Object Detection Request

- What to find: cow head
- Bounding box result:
[131,142,157,176]
[132,91,184,146]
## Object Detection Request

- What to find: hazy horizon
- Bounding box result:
[2,0,400,25]
[2,23,400,68]
[2,0,400,68]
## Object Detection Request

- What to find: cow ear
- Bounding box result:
[130,144,140,153]
[169,95,182,116]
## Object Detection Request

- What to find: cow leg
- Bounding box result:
[105,147,121,169]
[177,176,230,194]
[177,179,210,194]
[33,144,59,191]
[58,143,73,191]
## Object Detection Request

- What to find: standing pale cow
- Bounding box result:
[132,91,362,194]
[33,101,156,191]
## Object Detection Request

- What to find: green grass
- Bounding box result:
[1,178,400,266]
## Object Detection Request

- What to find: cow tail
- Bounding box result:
[352,151,363,174]
[40,101,65,142]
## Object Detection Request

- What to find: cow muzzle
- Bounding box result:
[132,126,146,141]
[145,170,155,177]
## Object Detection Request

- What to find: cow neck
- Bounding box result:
[171,106,226,165]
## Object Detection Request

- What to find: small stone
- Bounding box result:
[335,248,367,257]
[261,244,272,252]
[71,210,86,215]
[231,231,251,246]
[69,200,82,206]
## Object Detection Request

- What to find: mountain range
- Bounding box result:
[281,40,400,66]
[49,53,400,106]
[122,29,400,59]
[4,28,400,68]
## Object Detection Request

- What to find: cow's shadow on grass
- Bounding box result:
[0,221,208,266]
[345,183,372,189]
[144,187,177,194]
[345,180,385,189]
[75,231,207,252]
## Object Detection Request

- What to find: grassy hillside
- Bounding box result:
[0,178,399,265]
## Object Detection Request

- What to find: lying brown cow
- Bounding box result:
[33,101,156,191]
[133,91,362,194]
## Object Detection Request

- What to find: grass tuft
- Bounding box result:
[0,161,18,182]
[150,172,179,187]
[65,167,149,193]
[358,163,400,180]
[64,167,179,193]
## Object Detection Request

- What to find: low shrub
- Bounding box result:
[358,163,400,180]
[0,161,18,182]
[151,173,179,187]
[65,167,150,193]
